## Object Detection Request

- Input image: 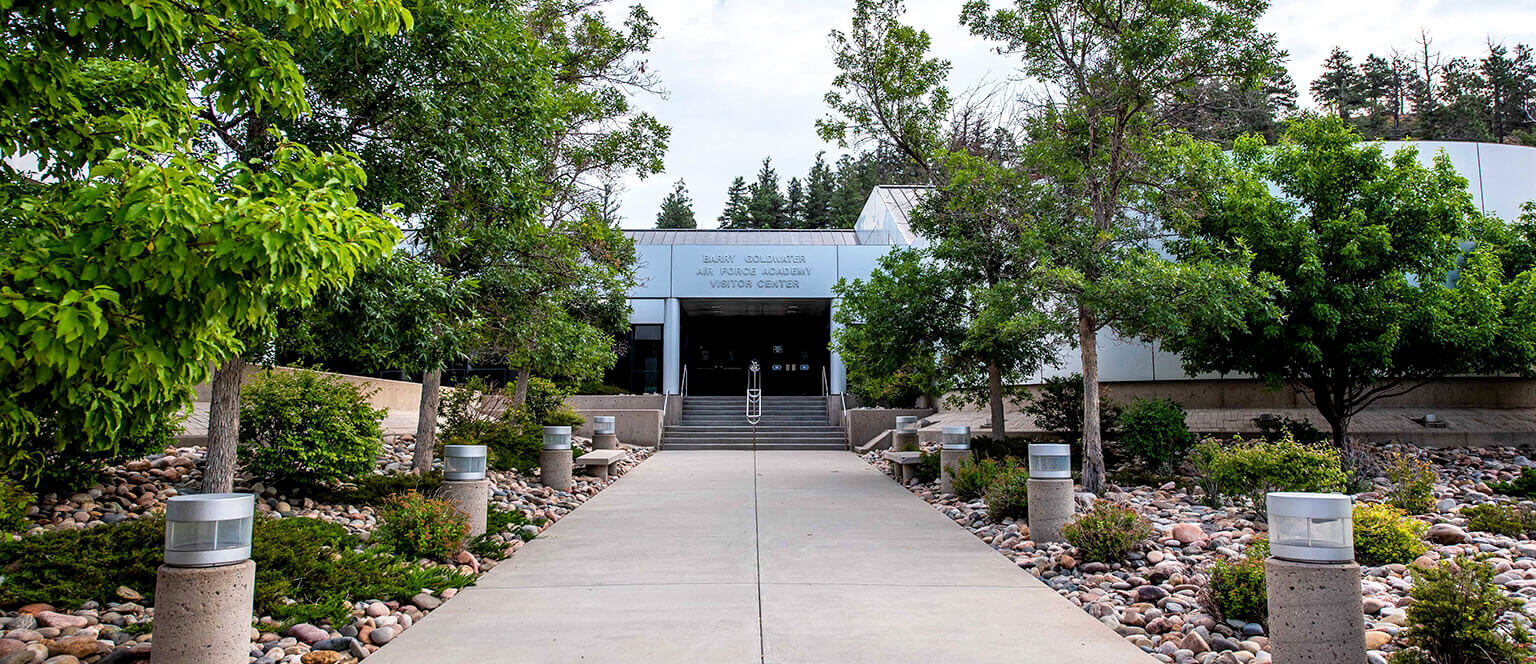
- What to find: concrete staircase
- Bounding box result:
[662,396,846,450]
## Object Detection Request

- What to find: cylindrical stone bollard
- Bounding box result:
[938,425,971,495]
[1265,492,1365,664]
[1266,558,1367,664]
[592,415,619,450]
[154,493,257,664]
[1027,443,1075,543]
[893,416,920,452]
[1026,478,1074,543]
[541,426,574,492]
[153,560,257,664]
[440,479,491,537]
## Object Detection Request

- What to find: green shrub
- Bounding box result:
[439,378,545,473]
[1385,452,1438,514]
[1197,435,1347,511]
[1463,503,1536,538]
[1189,441,1224,508]
[1020,373,1120,443]
[914,450,940,484]
[0,478,34,533]
[238,370,384,488]
[376,492,470,561]
[1116,397,1194,473]
[17,412,177,492]
[1401,558,1531,664]
[542,407,585,429]
[0,516,163,608]
[968,435,1033,461]
[1200,555,1267,623]
[1063,501,1154,562]
[948,456,1017,500]
[1354,503,1428,566]
[1245,535,1270,559]
[1489,468,1536,498]
[984,467,1029,522]
[319,471,444,506]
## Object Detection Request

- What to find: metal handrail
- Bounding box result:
[821,366,829,397]
[681,365,689,397]
[746,360,762,427]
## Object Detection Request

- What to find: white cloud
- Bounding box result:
[615,0,1536,229]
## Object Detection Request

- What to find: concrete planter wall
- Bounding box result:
[567,395,667,448]
[844,408,937,451]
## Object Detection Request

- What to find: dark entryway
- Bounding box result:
[682,299,830,396]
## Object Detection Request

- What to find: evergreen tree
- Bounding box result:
[718,176,751,228]
[746,157,788,228]
[655,179,697,228]
[802,152,838,228]
[831,153,880,228]
[1312,47,1364,119]
[1481,42,1536,142]
[785,177,806,228]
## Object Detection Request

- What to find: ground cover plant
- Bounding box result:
[949,456,1017,500]
[1490,468,1536,498]
[1200,555,1267,624]
[983,466,1029,522]
[1396,559,1532,664]
[1463,503,1536,538]
[376,493,471,561]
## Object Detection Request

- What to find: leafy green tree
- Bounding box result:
[962,0,1281,493]
[718,177,751,228]
[0,0,408,483]
[1162,116,1536,445]
[823,0,1070,439]
[655,179,697,229]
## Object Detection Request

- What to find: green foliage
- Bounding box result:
[655,179,697,229]
[949,456,1018,501]
[23,412,177,493]
[1402,559,1531,664]
[1354,503,1428,567]
[0,0,409,482]
[1063,501,1154,562]
[984,467,1030,522]
[542,407,585,428]
[1489,468,1536,498]
[1253,415,1326,445]
[914,450,941,484]
[238,370,384,488]
[1161,116,1536,443]
[439,377,542,473]
[466,507,545,560]
[0,516,163,608]
[1463,503,1536,538]
[376,493,471,561]
[0,478,34,534]
[1201,556,1268,624]
[1116,398,1194,473]
[1020,374,1120,443]
[1385,453,1438,514]
[1194,436,1347,511]
[319,472,445,507]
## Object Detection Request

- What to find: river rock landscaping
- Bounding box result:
[0,434,650,664]
[868,441,1536,664]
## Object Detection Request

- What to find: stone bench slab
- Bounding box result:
[576,450,628,467]
[882,451,922,465]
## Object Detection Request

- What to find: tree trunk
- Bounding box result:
[1079,307,1106,495]
[412,369,442,474]
[511,369,531,409]
[202,358,245,494]
[986,362,1006,441]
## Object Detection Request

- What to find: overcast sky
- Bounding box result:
[611,0,1536,229]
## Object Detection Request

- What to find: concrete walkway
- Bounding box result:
[367,451,1154,663]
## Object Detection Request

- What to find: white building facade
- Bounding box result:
[611,143,1536,397]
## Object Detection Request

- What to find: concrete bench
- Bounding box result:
[882,450,923,483]
[575,449,628,481]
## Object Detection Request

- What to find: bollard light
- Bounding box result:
[594,416,616,435]
[1267,492,1354,563]
[543,426,573,450]
[1029,443,1072,479]
[443,444,488,481]
[941,425,971,450]
[895,416,918,434]
[164,494,255,568]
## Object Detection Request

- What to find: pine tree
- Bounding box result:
[802,152,837,228]
[784,177,806,228]
[655,179,696,229]
[1311,47,1364,119]
[746,157,787,228]
[830,153,879,228]
[718,176,751,228]
[1481,42,1536,142]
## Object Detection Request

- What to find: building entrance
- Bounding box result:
[681,299,830,396]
